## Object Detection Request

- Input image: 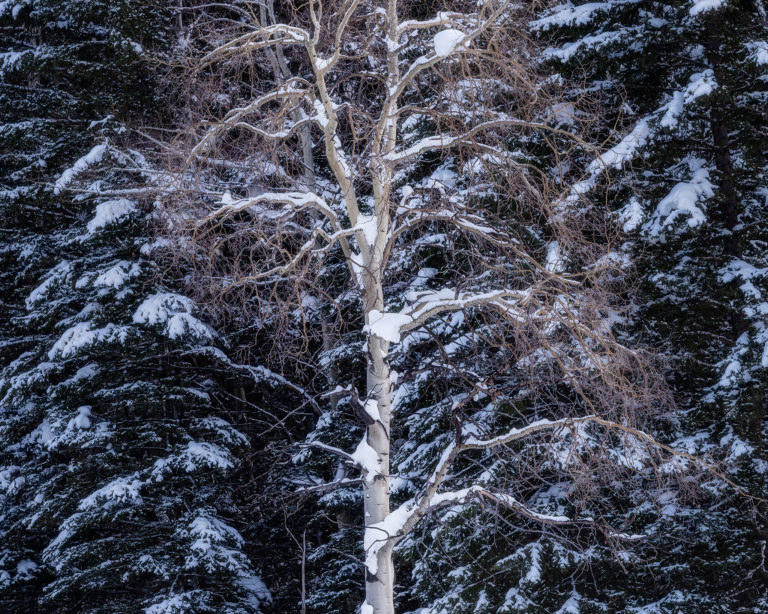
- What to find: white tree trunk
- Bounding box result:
[363,274,395,613]
[363,345,394,613]
[363,3,399,610]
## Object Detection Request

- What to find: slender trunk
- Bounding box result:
[710,113,740,257]
[704,34,740,257]
[364,320,395,614]
[175,0,183,38]
[363,2,399,611]
[301,530,307,614]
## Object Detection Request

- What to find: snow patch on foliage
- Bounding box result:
[531,2,624,31]
[503,586,536,610]
[644,159,713,237]
[747,41,768,65]
[689,0,726,16]
[183,514,248,572]
[26,260,72,308]
[71,405,92,429]
[44,513,82,569]
[151,441,234,480]
[558,119,650,211]
[619,197,644,232]
[720,427,753,463]
[554,593,581,613]
[660,70,717,129]
[525,541,543,582]
[54,143,107,194]
[187,514,244,550]
[720,258,768,285]
[93,261,141,289]
[133,292,213,340]
[544,29,626,62]
[43,405,111,450]
[14,559,37,581]
[145,592,198,614]
[79,474,144,510]
[195,416,249,446]
[86,198,136,234]
[140,237,173,255]
[530,2,612,32]
[48,322,130,359]
[0,49,26,74]
[172,513,269,602]
[594,121,650,170]
[0,466,24,497]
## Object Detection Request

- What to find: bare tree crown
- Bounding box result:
[164,2,684,612]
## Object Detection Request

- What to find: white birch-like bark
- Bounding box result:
[359,0,400,610]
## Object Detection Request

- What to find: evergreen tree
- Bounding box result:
[486,0,768,610]
[0,0,270,611]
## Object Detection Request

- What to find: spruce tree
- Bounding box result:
[497,0,768,610]
[0,0,270,611]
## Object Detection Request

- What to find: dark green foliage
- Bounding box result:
[506,0,768,611]
[0,0,271,611]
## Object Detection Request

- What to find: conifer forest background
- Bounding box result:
[1,0,767,612]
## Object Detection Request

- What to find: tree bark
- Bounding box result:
[362,1,399,610]
[362,263,394,614]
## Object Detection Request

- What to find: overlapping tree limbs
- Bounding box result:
[168,1,701,613]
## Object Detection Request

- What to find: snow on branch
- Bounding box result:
[384,116,591,166]
[392,207,511,245]
[54,142,108,195]
[205,190,342,231]
[358,410,732,577]
[309,0,365,75]
[364,288,535,344]
[363,485,581,576]
[199,23,310,66]
[189,85,307,157]
[398,12,468,34]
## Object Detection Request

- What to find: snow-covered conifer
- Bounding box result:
[523,0,768,609]
[0,1,270,611]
